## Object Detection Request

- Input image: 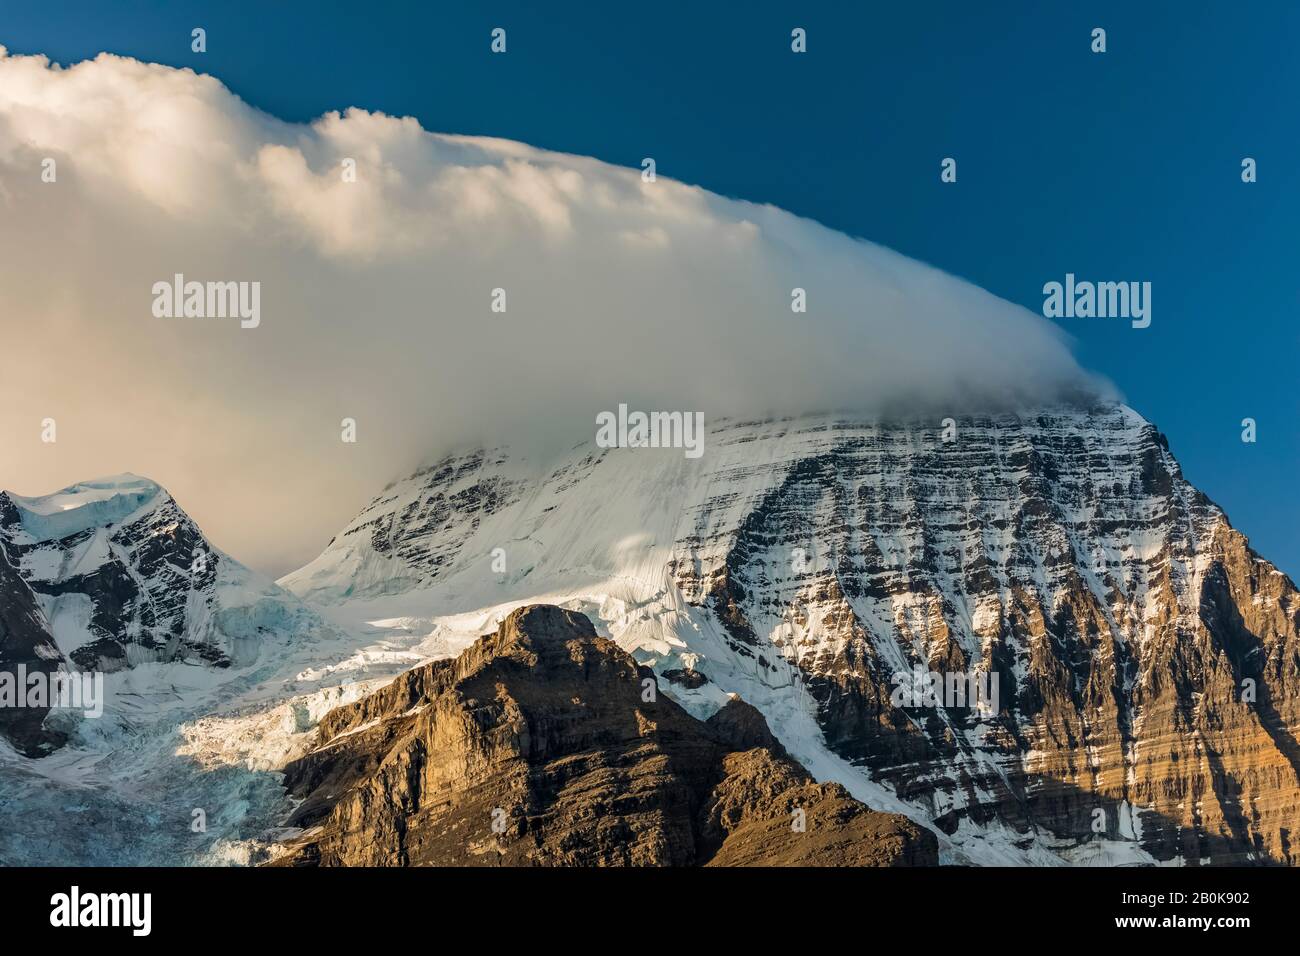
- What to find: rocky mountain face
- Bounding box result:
[0,476,222,672]
[275,604,936,866]
[0,475,314,677]
[672,408,1300,866]
[5,405,1292,867]
[0,475,324,766]
[0,546,66,756]
[282,404,1300,865]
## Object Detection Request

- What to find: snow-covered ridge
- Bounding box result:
[0,473,319,672]
[5,474,162,544]
[280,403,1171,611]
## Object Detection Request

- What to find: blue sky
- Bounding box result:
[4,0,1296,575]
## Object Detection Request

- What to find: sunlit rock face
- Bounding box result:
[274,604,937,867]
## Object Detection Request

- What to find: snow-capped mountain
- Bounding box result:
[0,474,345,864]
[0,474,313,674]
[0,473,326,764]
[281,403,1300,866]
[3,407,1296,868]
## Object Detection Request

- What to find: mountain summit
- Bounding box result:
[0,473,315,674]
[0,474,321,757]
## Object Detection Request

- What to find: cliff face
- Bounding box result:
[275,605,936,867]
[0,546,66,756]
[673,411,1300,865]
[280,405,1300,865]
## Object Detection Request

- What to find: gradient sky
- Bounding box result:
[3,0,1296,576]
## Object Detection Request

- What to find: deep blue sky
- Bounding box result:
[4,1,1296,576]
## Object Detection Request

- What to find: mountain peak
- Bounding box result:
[3,474,165,544]
[0,472,319,684]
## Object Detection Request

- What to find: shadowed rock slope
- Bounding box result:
[274,604,936,866]
[0,546,66,756]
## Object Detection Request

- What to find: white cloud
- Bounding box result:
[0,47,1113,576]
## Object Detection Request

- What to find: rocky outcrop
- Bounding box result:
[274,605,936,866]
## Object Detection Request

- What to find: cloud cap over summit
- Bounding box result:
[0,47,1111,574]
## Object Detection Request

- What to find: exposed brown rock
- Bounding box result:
[273,604,935,867]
